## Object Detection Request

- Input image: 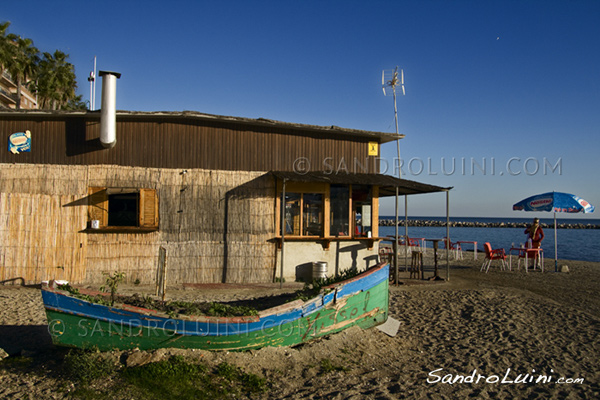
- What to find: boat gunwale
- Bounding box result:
[42,263,389,325]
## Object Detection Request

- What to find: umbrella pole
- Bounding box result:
[554,211,558,272]
[395,186,399,286]
[404,195,408,273]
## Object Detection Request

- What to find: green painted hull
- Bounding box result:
[45,278,389,352]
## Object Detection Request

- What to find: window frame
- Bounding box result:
[87,187,159,232]
[278,182,328,238]
[275,181,379,240]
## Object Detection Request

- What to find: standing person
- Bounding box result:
[524,217,544,269]
[524,217,544,248]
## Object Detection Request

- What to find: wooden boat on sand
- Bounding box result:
[42,263,389,351]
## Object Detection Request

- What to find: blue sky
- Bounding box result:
[4,0,599,219]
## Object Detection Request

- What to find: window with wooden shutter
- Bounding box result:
[87,187,159,232]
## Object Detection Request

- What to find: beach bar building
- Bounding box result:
[0,92,447,285]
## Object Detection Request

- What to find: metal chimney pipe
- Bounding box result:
[99,70,121,148]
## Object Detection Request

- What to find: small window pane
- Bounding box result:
[284,193,301,235]
[353,186,372,237]
[303,193,323,236]
[330,185,349,236]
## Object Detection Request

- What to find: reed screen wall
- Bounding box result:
[0,164,276,285]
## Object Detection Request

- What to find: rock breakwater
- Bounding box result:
[378,219,600,229]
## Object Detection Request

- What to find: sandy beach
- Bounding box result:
[1,253,599,399]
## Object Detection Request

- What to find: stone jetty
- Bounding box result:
[377,219,600,229]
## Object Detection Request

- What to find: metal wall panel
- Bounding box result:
[0,114,379,173]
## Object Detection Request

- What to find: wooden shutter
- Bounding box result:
[139,189,159,228]
[88,187,108,228]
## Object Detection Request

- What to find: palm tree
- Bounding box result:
[36,50,79,110]
[0,22,9,68]
[0,21,12,73]
[1,21,82,111]
[5,34,39,109]
[63,94,87,111]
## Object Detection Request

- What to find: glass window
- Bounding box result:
[330,185,350,236]
[284,193,301,235]
[279,184,375,238]
[353,186,372,237]
[303,193,323,236]
[282,192,324,237]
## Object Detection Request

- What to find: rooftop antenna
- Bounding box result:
[87,56,97,110]
[382,66,406,286]
[382,66,405,178]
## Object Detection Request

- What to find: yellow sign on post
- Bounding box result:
[368,141,378,156]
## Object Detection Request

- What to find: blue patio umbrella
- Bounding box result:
[513,192,595,271]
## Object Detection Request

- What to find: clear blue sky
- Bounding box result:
[4,0,599,219]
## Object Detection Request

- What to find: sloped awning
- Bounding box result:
[269,171,451,196]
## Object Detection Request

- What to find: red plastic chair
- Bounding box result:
[481,242,507,273]
[389,236,423,256]
[404,237,424,257]
[407,237,421,248]
[514,247,544,273]
[443,237,462,260]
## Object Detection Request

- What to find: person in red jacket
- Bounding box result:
[524,217,545,248]
[524,218,544,269]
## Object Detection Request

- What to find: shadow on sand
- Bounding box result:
[0,325,53,356]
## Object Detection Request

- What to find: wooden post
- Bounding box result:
[371,186,379,238]
[156,246,167,301]
[446,190,450,281]
[280,179,286,289]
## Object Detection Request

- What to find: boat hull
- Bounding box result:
[43,264,389,351]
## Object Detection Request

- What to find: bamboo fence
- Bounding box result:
[0,163,276,285]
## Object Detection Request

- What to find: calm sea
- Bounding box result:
[379,216,600,263]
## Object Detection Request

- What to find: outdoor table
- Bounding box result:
[509,247,544,273]
[457,241,477,260]
[386,235,426,255]
[424,238,442,280]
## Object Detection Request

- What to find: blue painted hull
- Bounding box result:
[42,263,390,351]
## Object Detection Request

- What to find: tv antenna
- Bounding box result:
[383,66,406,284]
[88,56,97,110]
[382,66,405,178]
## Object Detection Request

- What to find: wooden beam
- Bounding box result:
[372,186,379,238]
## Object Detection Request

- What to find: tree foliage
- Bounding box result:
[0,21,83,110]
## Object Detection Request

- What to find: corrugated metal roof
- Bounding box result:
[269,171,451,196]
[0,109,403,144]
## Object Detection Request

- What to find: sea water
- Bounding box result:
[379,217,600,263]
